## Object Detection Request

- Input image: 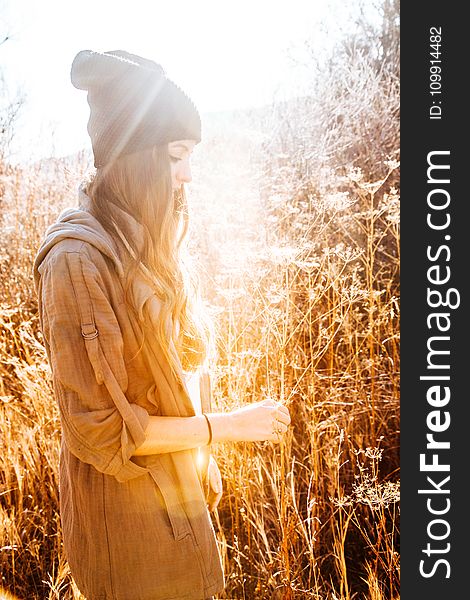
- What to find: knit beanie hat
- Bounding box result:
[71,49,202,168]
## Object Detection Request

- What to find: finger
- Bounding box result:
[273,424,288,441]
[209,463,221,485]
[208,500,221,512]
[279,411,291,426]
[211,480,222,494]
[268,405,288,421]
[276,403,290,418]
[274,422,288,434]
[261,398,277,407]
[207,489,223,512]
[276,412,291,426]
[209,470,222,494]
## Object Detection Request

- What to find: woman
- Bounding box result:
[32,49,291,600]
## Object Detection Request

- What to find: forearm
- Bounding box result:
[132,413,232,456]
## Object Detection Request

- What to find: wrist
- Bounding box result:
[202,413,213,445]
[203,412,234,443]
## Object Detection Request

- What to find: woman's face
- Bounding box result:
[168,140,196,192]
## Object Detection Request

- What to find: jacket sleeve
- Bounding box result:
[38,246,150,483]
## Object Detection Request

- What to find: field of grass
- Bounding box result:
[0,7,399,598]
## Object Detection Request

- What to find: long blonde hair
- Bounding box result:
[84,144,214,381]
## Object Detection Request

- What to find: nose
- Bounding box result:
[176,159,192,185]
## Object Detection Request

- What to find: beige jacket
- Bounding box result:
[32,188,225,600]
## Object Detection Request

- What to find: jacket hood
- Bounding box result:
[32,186,144,295]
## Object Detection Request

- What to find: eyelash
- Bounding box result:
[170,156,182,163]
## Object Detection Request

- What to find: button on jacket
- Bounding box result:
[32,188,225,600]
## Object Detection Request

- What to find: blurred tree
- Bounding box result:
[1,41,24,157]
[342,0,400,78]
[0,19,25,201]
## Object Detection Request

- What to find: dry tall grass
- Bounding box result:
[1,6,399,598]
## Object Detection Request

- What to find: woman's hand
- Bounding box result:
[203,399,292,444]
[205,455,223,512]
[228,398,291,443]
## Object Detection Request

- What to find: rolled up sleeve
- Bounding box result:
[38,246,150,483]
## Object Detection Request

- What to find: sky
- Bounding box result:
[0,0,369,163]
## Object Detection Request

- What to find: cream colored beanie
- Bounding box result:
[71,49,201,168]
